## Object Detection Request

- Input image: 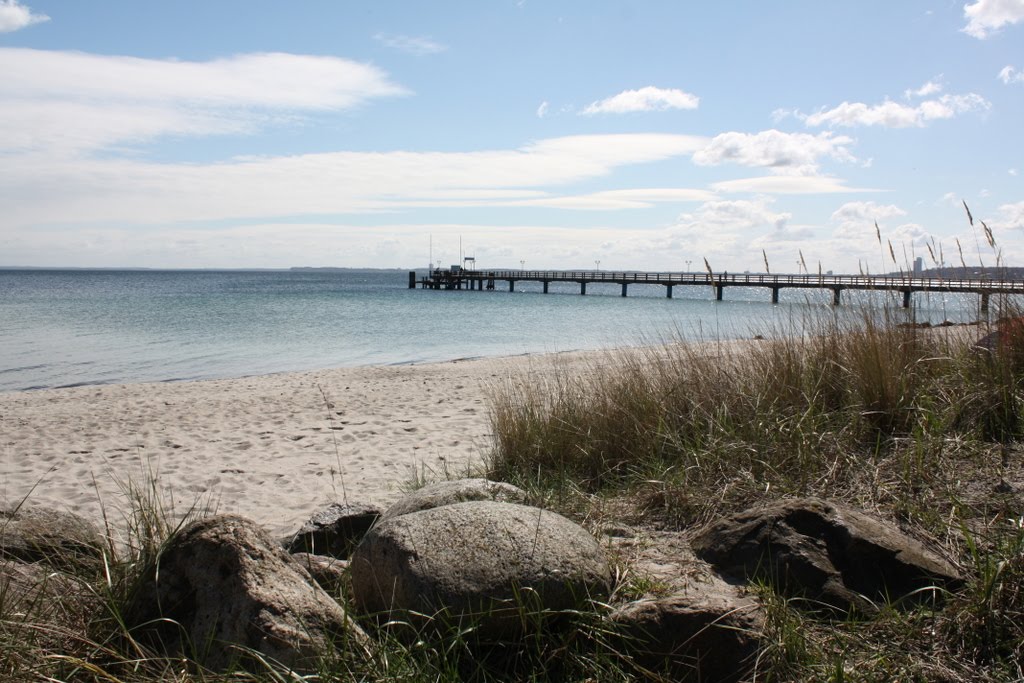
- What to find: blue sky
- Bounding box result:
[1,1,1022,272]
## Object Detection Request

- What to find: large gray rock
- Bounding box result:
[284,502,381,559]
[611,584,764,683]
[1,506,105,571]
[350,501,612,638]
[381,478,530,521]
[692,498,963,613]
[127,515,369,674]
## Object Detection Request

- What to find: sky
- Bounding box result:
[1,1,1022,273]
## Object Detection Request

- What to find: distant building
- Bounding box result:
[913,256,923,274]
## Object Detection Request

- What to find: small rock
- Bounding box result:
[611,584,765,683]
[284,502,381,559]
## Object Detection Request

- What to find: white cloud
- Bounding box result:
[536,100,549,118]
[832,201,907,224]
[1010,168,1020,176]
[692,130,856,170]
[824,202,944,271]
[0,133,709,227]
[803,93,989,128]
[989,201,1024,230]
[999,65,1024,83]
[904,80,943,99]
[0,48,408,154]
[373,33,448,56]
[665,198,793,259]
[581,86,699,115]
[963,0,1024,39]
[830,201,907,242]
[0,0,48,33]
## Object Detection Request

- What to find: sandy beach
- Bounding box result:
[0,351,607,537]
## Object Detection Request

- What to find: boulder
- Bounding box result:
[692,498,963,613]
[290,552,349,597]
[611,584,764,683]
[127,515,369,674]
[381,478,529,521]
[1,506,105,571]
[284,502,381,559]
[350,501,611,638]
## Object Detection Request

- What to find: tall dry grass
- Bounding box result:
[487,312,1016,521]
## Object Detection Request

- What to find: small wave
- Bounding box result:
[0,364,48,375]
[54,379,115,389]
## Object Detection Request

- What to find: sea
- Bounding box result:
[0,268,1001,393]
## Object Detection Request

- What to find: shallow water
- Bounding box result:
[0,268,1001,392]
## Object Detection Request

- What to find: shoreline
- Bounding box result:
[1,325,978,539]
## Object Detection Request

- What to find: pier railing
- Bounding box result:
[454,270,1024,291]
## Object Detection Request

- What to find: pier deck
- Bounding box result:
[412,269,1024,311]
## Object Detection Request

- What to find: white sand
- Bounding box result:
[0,352,603,537]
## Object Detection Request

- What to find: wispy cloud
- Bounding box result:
[904,79,943,99]
[963,0,1024,39]
[581,86,699,115]
[0,133,709,228]
[799,92,989,128]
[373,33,448,56]
[514,187,715,210]
[712,175,873,195]
[999,65,1024,83]
[0,48,408,154]
[536,100,549,118]
[0,0,48,33]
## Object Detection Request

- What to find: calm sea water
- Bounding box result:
[0,268,997,392]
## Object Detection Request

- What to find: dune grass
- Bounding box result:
[485,307,1024,681]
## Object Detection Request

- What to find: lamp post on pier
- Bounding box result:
[595,260,601,271]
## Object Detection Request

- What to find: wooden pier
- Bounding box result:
[410,269,1024,312]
